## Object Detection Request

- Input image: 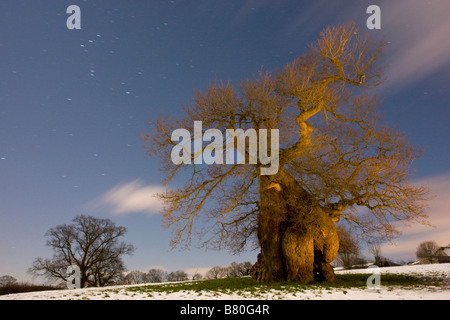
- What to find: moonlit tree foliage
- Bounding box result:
[29,215,135,287]
[144,23,431,283]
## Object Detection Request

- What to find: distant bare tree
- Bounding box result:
[416,241,440,264]
[192,272,203,281]
[167,270,188,282]
[228,262,252,277]
[124,271,147,284]
[147,269,167,283]
[28,215,135,287]
[336,224,360,269]
[0,275,17,287]
[367,241,382,265]
[205,262,253,279]
[227,263,241,278]
[205,266,225,279]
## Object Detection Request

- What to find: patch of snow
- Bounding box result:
[1,263,448,300]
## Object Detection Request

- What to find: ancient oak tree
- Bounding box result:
[144,23,430,283]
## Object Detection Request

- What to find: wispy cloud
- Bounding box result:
[90,180,165,215]
[281,1,450,92]
[379,173,450,260]
[381,0,450,90]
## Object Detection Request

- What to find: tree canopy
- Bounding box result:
[29,215,135,287]
[144,22,431,255]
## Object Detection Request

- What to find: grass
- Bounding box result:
[4,269,444,299]
[121,273,447,298]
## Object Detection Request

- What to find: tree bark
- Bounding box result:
[250,170,339,283]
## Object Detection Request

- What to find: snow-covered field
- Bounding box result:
[1,263,448,300]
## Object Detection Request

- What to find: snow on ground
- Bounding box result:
[1,263,448,300]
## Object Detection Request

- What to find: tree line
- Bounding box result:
[0,275,60,296]
[120,261,252,285]
[1,261,253,295]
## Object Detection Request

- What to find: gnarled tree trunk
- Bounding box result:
[250,170,339,283]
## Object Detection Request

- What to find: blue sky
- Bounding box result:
[1,0,449,282]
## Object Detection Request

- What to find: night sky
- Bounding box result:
[1,0,449,282]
